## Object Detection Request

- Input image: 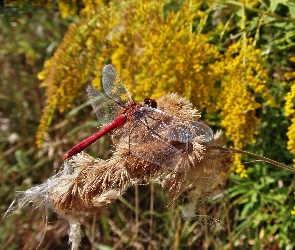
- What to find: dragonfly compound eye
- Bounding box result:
[144,98,157,108]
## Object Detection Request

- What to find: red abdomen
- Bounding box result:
[62,114,126,160]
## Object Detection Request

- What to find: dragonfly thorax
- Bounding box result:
[120,102,144,120]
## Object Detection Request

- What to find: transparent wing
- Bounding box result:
[114,107,213,172]
[86,85,122,125]
[133,107,214,144]
[117,119,189,172]
[102,64,132,106]
[164,120,214,143]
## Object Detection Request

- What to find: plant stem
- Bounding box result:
[211,146,295,173]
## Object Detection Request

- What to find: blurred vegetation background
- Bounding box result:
[1,0,295,249]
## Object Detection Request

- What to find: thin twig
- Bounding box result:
[149,182,154,249]
[211,146,295,173]
[216,0,293,22]
[135,184,139,239]
[91,213,96,250]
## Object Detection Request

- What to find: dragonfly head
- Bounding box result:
[143,98,157,109]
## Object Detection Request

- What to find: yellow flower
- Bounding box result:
[283,56,295,158]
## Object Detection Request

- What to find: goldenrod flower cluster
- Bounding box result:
[244,0,259,6]
[37,0,279,177]
[233,154,248,178]
[217,39,275,148]
[57,0,78,18]
[284,56,295,158]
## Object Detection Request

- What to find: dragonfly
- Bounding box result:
[62,64,214,171]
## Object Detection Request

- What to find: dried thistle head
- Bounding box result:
[160,130,232,202]
[52,93,232,215]
[47,91,293,224]
[49,148,162,215]
[49,153,129,214]
[157,93,201,120]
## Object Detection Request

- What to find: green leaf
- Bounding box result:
[15,149,29,171]
[269,0,288,12]
[286,1,295,17]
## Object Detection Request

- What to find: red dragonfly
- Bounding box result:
[62,65,213,170]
